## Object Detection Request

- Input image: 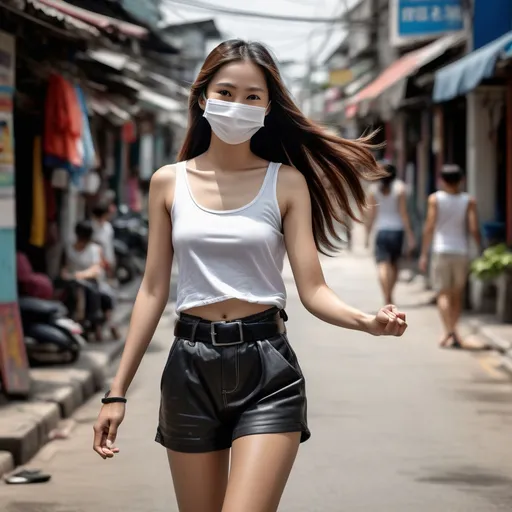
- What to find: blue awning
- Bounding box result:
[505,41,512,59]
[433,31,512,103]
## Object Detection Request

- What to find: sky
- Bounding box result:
[161,0,354,82]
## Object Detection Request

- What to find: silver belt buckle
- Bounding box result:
[210,320,244,346]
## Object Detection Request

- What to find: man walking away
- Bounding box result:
[419,164,481,348]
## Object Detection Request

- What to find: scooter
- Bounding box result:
[18,297,86,366]
[114,239,139,285]
[113,216,148,258]
[116,204,148,227]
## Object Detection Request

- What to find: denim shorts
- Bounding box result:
[375,229,404,263]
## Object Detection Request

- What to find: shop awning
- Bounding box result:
[89,96,131,125]
[433,31,512,103]
[345,33,465,118]
[36,0,148,38]
[505,42,512,60]
[138,88,183,112]
[147,72,190,97]
[3,0,101,38]
[87,49,141,74]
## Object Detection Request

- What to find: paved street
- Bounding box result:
[2,241,512,511]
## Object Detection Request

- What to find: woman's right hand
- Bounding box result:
[93,403,125,459]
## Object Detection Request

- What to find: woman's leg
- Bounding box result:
[388,261,400,303]
[167,449,230,512]
[377,262,393,304]
[78,280,103,340]
[375,231,394,304]
[100,292,120,339]
[222,432,301,512]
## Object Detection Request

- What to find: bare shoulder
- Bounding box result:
[151,164,177,187]
[427,192,438,206]
[468,195,477,207]
[150,165,178,210]
[277,164,308,192]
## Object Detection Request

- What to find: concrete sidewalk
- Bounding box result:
[0,278,142,477]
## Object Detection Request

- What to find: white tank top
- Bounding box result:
[373,180,404,231]
[66,242,102,274]
[432,191,470,255]
[171,161,287,313]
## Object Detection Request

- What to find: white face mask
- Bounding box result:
[203,98,267,145]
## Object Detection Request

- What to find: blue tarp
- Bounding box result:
[433,31,512,103]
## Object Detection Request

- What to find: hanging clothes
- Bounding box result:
[43,74,83,178]
[29,136,46,248]
[75,85,96,172]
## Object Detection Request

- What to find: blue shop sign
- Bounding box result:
[398,0,464,38]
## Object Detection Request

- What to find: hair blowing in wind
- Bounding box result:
[178,39,385,254]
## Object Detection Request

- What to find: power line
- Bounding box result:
[161,0,370,24]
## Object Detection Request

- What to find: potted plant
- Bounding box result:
[471,244,512,322]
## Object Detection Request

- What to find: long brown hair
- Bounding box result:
[178,39,384,254]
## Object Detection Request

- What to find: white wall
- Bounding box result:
[466,88,505,224]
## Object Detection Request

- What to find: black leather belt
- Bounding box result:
[174,314,284,346]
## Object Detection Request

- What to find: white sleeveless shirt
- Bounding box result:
[373,180,405,231]
[171,161,287,313]
[66,242,103,274]
[432,191,470,255]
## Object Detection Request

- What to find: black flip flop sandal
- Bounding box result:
[450,333,463,349]
[440,333,462,350]
[5,469,51,484]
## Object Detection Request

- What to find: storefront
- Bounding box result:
[433,30,512,244]
[0,30,30,396]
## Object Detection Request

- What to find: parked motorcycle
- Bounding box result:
[114,239,138,285]
[116,204,148,227]
[112,211,147,284]
[113,217,148,257]
[18,297,85,366]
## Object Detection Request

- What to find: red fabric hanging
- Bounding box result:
[43,74,82,167]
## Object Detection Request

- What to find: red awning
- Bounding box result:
[345,33,465,119]
[36,0,148,39]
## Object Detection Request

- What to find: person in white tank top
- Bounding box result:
[92,40,409,509]
[419,164,481,348]
[366,161,416,305]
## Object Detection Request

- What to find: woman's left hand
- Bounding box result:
[366,305,407,337]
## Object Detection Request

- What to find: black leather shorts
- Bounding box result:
[155,307,310,453]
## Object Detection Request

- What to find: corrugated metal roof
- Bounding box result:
[36,0,148,38]
[22,0,101,37]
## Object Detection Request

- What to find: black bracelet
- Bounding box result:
[101,390,127,404]
[101,396,127,404]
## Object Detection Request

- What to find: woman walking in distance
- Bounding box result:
[93,40,408,512]
[365,160,416,305]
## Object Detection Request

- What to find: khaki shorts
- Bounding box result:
[431,253,469,292]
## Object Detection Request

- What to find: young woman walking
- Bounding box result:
[93,40,408,512]
[365,161,415,305]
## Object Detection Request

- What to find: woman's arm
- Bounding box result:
[93,166,175,459]
[364,190,377,247]
[397,187,415,250]
[280,166,406,336]
[109,167,175,397]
